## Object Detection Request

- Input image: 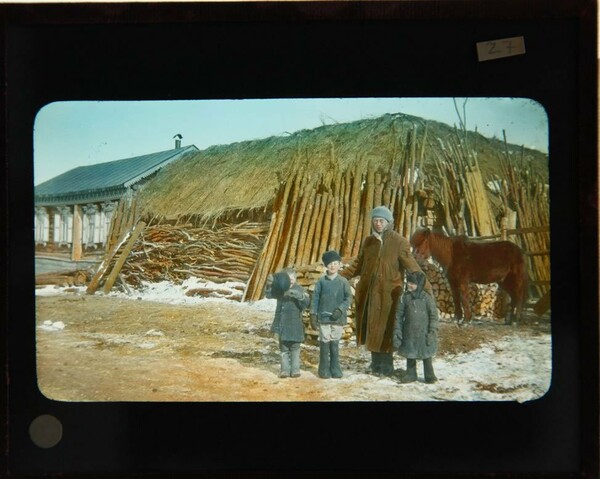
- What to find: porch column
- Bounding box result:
[71,204,83,261]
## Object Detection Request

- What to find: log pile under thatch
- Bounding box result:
[94,112,549,314]
[118,222,269,288]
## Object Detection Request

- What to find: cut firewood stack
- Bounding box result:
[36,270,91,288]
[118,221,270,290]
[418,260,506,321]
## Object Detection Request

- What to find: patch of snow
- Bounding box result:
[36,285,86,297]
[38,321,66,332]
[145,329,164,337]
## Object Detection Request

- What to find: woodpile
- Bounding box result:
[429,135,499,237]
[418,260,506,321]
[118,222,270,293]
[88,119,548,317]
[498,135,550,299]
[36,270,90,288]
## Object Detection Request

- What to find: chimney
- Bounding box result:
[173,134,182,149]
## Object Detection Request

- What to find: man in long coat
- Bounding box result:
[341,206,430,376]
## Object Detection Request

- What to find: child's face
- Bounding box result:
[288,273,297,285]
[326,260,340,275]
[407,281,418,291]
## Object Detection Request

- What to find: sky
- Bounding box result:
[33,97,549,186]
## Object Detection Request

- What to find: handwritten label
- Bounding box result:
[476,36,526,62]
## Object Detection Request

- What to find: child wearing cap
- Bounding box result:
[268,268,311,378]
[310,251,353,379]
[393,270,439,383]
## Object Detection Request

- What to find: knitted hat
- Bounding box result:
[322,250,342,267]
[371,206,393,222]
[270,271,291,298]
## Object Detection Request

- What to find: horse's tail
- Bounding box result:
[514,246,529,305]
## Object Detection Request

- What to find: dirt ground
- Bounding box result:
[35,291,551,402]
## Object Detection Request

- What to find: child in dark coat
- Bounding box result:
[310,251,353,379]
[393,270,439,383]
[269,269,310,378]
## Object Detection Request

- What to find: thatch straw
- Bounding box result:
[136,113,548,223]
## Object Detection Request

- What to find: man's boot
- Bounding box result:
[330,341,343,379]
[318,341,331,378]
[401,358,417,383]
[369,351,381,375]
[279,350,291,378]
[290,346,301,378]
[423,357,438,383]
[379,352,395,377]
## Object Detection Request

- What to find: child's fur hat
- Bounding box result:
[322,250,342,267]
[406,271,426,294]
[270,270,291,298]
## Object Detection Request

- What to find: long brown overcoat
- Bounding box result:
[342,226,425,353]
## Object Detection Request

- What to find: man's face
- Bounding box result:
[326,260,341,275]
[372,217,388,233]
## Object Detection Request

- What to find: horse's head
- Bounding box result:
[410,228,432,260]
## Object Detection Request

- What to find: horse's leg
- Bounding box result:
[499,277,519,325]
[449,281,464,325]
[459,281,472,324]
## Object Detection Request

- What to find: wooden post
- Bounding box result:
[71,204,83,261]
[102,221,146,294]
[86,226,136,295]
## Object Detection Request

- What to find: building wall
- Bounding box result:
[35,200,118,253]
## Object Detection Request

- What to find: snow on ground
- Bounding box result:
[36,278,278,312]
[35,280,552,403]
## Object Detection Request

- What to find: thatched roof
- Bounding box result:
[137,112,548,221]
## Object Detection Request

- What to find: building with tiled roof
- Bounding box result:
[34,140,198,262]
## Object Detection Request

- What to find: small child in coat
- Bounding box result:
[268,268,310,378]
[393,270,439,384]
[310,251,353,379]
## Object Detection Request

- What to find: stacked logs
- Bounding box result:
[36,270,91,288]
[244,127,428,301]
[499,138,550,298]
[118,222,269,292]
[418,260,506,320]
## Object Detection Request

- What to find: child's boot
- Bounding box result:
[423,357,438,383]
[279,351,291,378]
[290,346,301,378]
[401,358,417,383]
[318,341,331,378]
[329,341,343,379]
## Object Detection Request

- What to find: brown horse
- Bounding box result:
[410,228,529,325]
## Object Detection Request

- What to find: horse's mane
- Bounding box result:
[428,230,456,268]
